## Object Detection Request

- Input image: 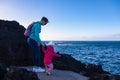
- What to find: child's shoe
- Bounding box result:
[46,72,51,76]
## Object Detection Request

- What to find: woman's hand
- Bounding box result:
[38,43,41,46]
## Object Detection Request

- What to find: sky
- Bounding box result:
[0,0,120,41]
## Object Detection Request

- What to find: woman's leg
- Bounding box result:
[27,38,41,66]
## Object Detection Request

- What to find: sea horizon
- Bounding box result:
[43,40,120,42]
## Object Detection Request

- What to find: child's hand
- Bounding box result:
[56,52,61,57]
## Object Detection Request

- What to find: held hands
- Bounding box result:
[42,42,48,49]
[42,42,46,46]
[38,43,41,46]
[37,42,46,47]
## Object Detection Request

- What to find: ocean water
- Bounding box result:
[53,41,120,75]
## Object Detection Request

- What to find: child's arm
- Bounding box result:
[47,45,61,57]
[51,52,61,57]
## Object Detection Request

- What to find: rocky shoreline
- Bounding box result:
[0,20,120,80]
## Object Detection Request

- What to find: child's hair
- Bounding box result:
[41,17,49,23]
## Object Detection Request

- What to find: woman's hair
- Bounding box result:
[41,17,49,23]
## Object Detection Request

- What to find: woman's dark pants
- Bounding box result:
[27,38,41,66]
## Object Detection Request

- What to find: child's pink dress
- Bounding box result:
[42,45,61,74]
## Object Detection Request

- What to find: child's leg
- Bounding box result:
[45,63,53,75]
[49,63,53,72]
[44,64,48,73]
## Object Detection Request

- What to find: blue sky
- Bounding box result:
[0,0,120,41]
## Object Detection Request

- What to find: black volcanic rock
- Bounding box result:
[53,54,86,72]
[0,20,32,66]
[4,66,39,80]
[89,74,120,80]
[0,63,7,80]
[83,64,110,76]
